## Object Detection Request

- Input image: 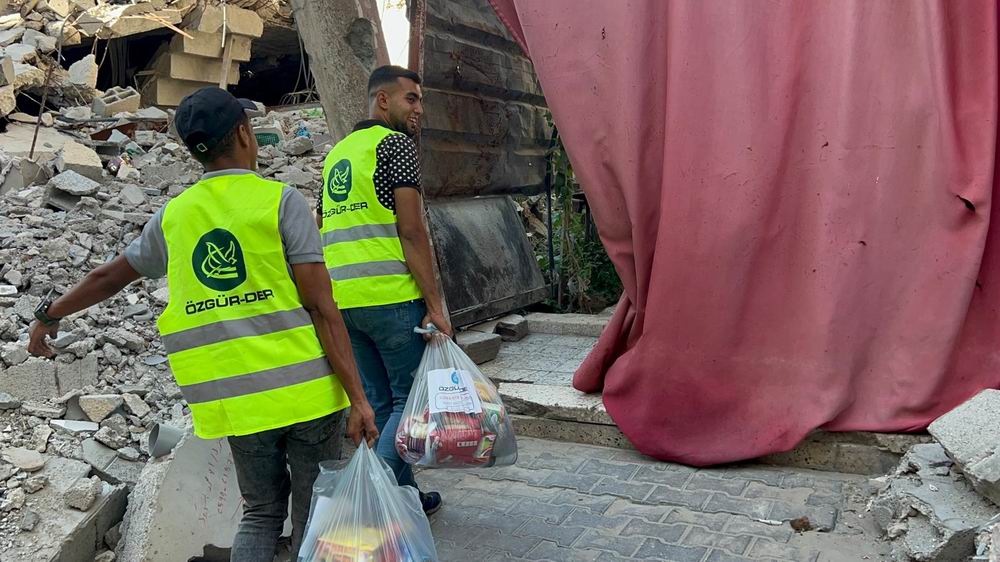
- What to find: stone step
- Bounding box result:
[499,381,930,475]
[524,312,608,337]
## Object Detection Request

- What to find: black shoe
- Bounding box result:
[420,491,442,516]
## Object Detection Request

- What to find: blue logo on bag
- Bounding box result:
[451,371,460,385]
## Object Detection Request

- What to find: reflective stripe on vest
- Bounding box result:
[320,125,423,309]
[156,172,349,439]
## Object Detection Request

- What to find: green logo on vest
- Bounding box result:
[327,159,352,202]
[192,229,247,291]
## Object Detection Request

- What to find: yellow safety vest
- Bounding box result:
[320,125,423,309]
[157,172,349,439]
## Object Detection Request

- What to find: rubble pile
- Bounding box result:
[0,101,331,559]
[872,389,1000,562]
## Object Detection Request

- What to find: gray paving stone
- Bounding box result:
[704,494,772,520]
[705,549,757,562]
[604,498,671,522]
[591,478,655,502]
[680,526,752,556]
[541,471,597,493]
[477,464,555,486]
[635,538,708,562]
[686,473,750,497]
[548,489,617,514]
[632,465,692,488]
[663,507,732,531]
[474,529,543,557]
[532,451,586,472]
[564,508,632,532]
[510,499,575,524]
[578,458,640,480]
[719,467,786,487]
[525,540,602,562]
[645,486,711,510]
[619,519,686,542]
[574,529,641,557]
[514,517,585,547]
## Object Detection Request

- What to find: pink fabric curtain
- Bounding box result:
[488,0,1000,465]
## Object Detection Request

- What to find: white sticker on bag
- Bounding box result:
[427,368,483,415]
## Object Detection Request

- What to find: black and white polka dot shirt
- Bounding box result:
[318,120,421,214]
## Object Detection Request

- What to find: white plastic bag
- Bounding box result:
[395,333,518,468]
[297,442,438,562]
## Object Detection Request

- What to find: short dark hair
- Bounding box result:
[368,65,421,99]
[188,114,247,164]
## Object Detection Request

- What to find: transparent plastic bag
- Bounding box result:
[298,442,438,562]
[395,333,518,468]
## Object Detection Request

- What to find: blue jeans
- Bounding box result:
[227,411,345,562]
[341,299,426,489]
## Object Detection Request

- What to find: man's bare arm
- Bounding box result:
[291,262,378,445]
[395,188,452,336]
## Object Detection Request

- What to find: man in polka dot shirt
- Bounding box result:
[316,66,450,515]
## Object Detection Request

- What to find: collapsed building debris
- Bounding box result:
[872,391,1000,562]
[0,98,332,558]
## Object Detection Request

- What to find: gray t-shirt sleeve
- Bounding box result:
[279,186,324,264]
[124,206,168,279]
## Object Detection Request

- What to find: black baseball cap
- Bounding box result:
[174,87,256,154]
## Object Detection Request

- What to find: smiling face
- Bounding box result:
[375,77,424,136]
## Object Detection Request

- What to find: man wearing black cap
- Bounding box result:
[27,87,378,561]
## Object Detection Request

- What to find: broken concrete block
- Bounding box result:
[57,137,105,181]
[92,86,140,117]
[0,27,24,47]
[95,426,129,449]
[154,50,241,84]
[456,330,502,364]
[139,75,211,107]
[51,419,99,435]
[1,487,26,511]
[0,55,13,86]
[117,429,260,561]
[3,456,127,561]
[21,28,55,52]
[55,354,99,391]
[281,135,314,156]
[28,424,52,452]
[44,186,81,211]
[3,41,36,62]
[496,314,529,341]
[188,3,264,38]
[134,105,168,120]
[68,53,97,88]
[49,169,100,195]
[121,393,150,418]
[930,389,1000,507]
[24,474,48,493]
[40,0,71,18]
[872,443,999,562]
[0,84,13,116]
[2,447,46,471]
[22,402,66,418]
[82,438,142,486]
[19,509,39,531]
[79,394,124,422]
[62,105,92,120]
[94,551,115,562]
[0,357,59,401]
[45,20,81,46]
[169,29,252,61]
[118,184,146,206]
[66,475,103,511]
[526,312,608,337]
[0,392,22,410]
